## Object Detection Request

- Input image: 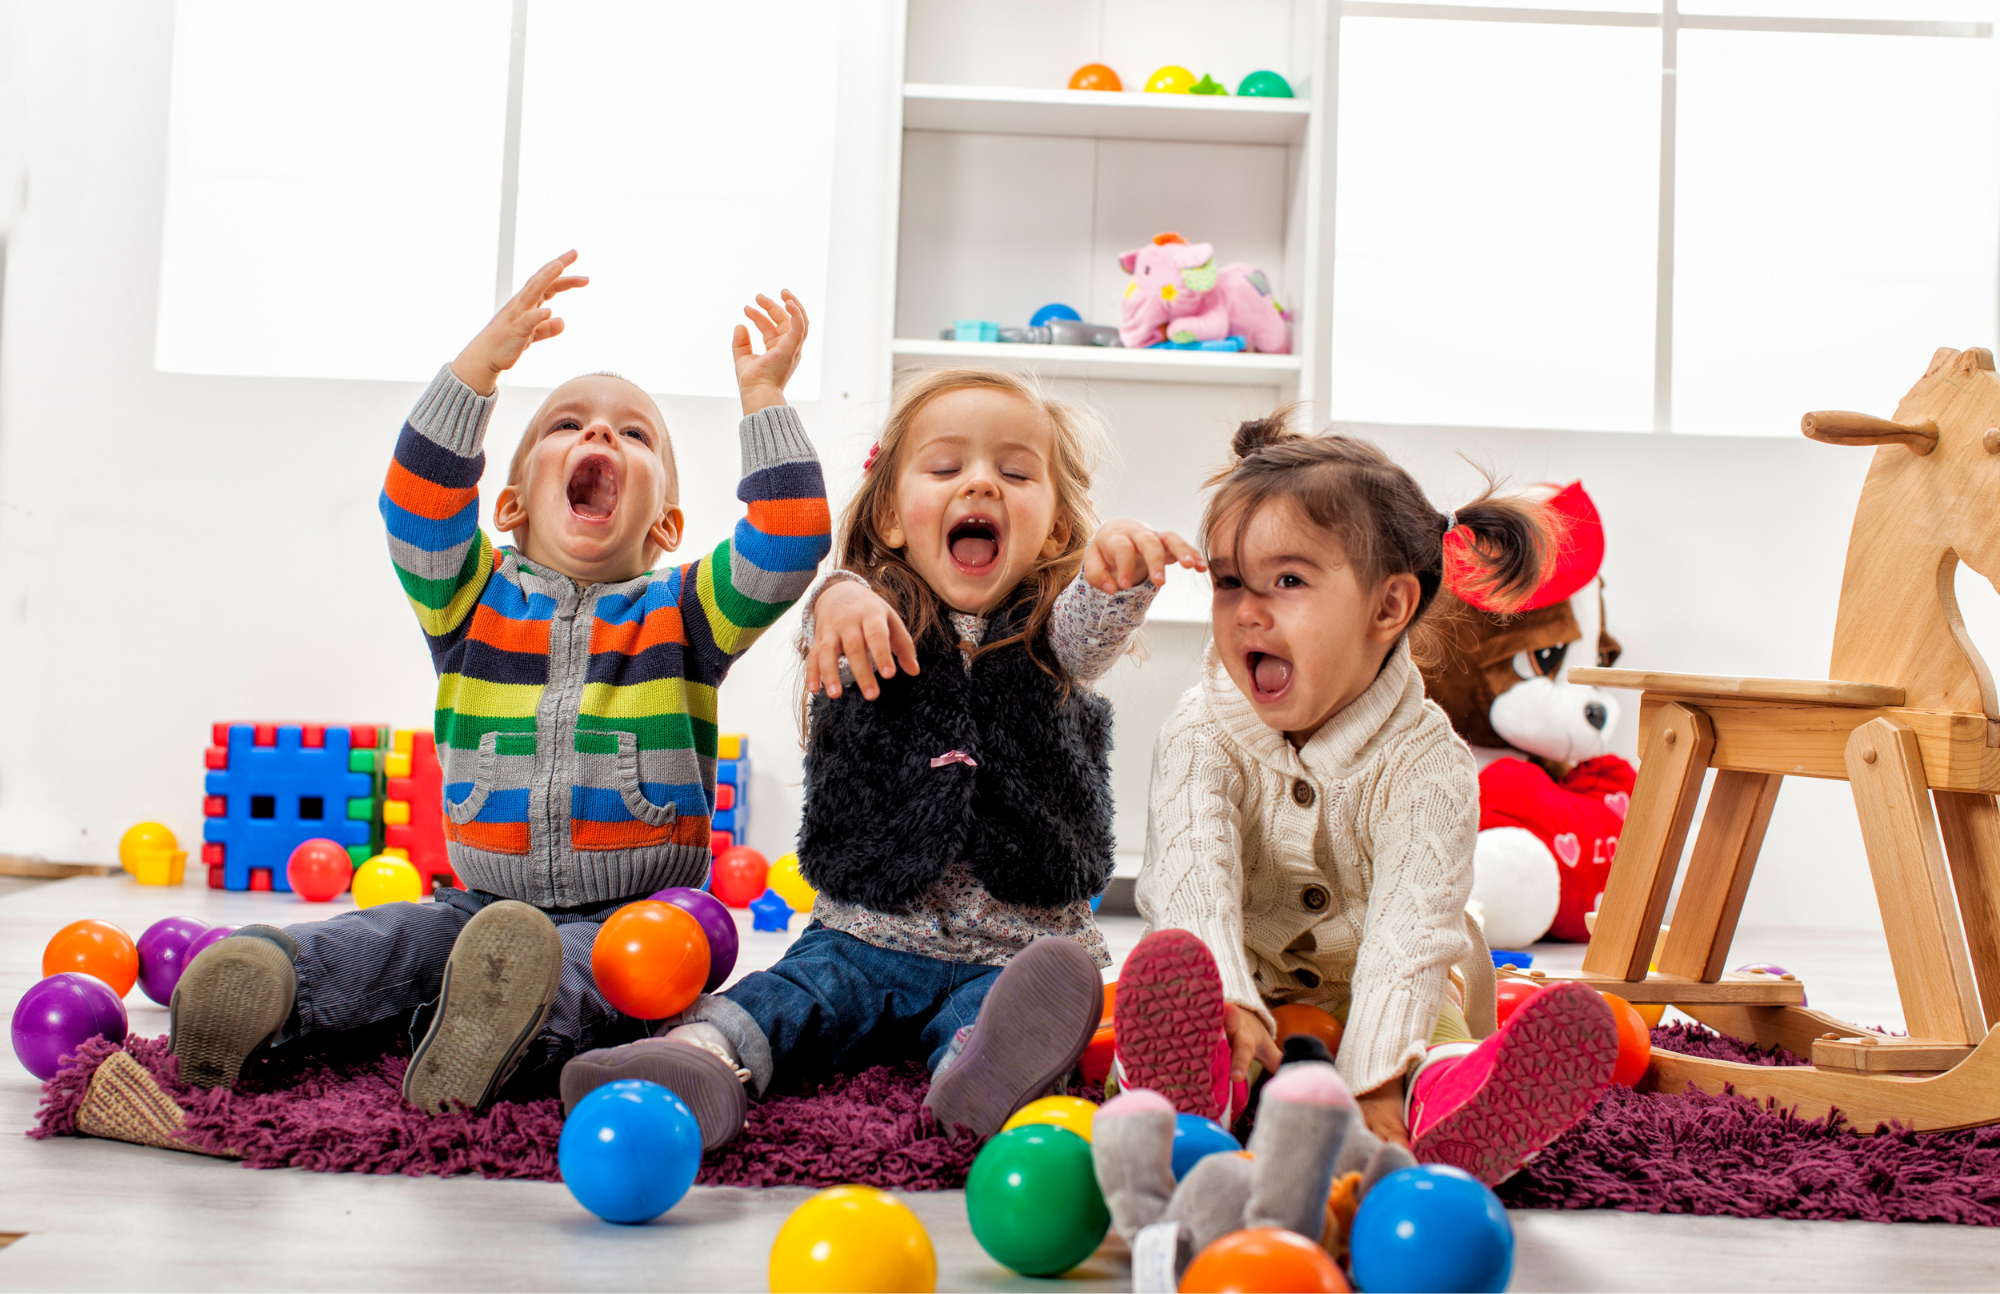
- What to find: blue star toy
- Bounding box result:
[749,888,795,932]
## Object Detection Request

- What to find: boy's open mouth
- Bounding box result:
[947,516,1002,574]
[1247,650,1294,703]
[567,454,618,522]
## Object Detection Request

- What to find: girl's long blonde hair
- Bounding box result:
[825,366,1106,678]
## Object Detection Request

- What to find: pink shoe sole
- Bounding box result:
[1411,981,1618,1186]
[1114,929,1228,1119]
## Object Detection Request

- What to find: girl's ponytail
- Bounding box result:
[1439,487,1556,614]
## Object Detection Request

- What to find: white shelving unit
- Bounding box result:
[890,337,1301,387]
[902,82,1312,146]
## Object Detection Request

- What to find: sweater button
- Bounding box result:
[1302,885,1329,912]
[1291,779,1315,808]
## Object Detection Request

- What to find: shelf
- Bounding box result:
[903,83,1311,146]
[1144,576,1213,626]
[892,338,1300,387]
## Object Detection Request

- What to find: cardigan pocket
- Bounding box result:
[609,730,679,827]
[443,731,536,855]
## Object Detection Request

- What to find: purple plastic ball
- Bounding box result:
[183,925,236,967]
[136,916,212,1006]
[12,973,129,1080]
[649,887,738,991]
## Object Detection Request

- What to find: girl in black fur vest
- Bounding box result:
[560,367,1205,1150]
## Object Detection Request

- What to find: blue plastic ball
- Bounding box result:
[1350,1165,1513,1293]
[558,1080,703,1225]
[1030,303,1082,326]
[1170,1112,1241,1180]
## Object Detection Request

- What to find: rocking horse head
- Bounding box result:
[1804,345,2000,718]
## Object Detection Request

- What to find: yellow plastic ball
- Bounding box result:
[1000,1094,1098,1143]
[1144,64,1197,94]
[1634,1002,1666,1028]
[119,822,178,870]
[767,852,819,914]
[769,1185,936,1294]
[351,855,425,909]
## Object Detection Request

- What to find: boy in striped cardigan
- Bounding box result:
[169,252,832,1115]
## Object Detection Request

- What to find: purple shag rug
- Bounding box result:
[29,1024,2000,1222]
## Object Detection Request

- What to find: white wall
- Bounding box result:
[0,1,902,868]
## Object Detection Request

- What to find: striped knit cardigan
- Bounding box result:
[379,367,830,908]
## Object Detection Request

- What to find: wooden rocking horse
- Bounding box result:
[1558,345,2000,1133]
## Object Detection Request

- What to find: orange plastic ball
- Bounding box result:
[710,846,769,908]
[42,919,139,998]
[1068,63,1122,92]
[1181,1227,1349,1293]
[590,901,710,1020]
[1270,1003,1343,1057]
[1101,980,1117,1026]
[1599,991,1652,1087]
[1495,978,1543,1027]
[1080,1023,1116,1085]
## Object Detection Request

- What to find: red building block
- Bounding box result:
[385,730,456,890]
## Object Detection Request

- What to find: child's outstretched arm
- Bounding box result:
[381,253,586,659]
[1051,518,1207,682]
[672,291,831,680]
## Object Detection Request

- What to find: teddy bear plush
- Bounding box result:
[1117,232,1290,353]
[1420,482,1636,947]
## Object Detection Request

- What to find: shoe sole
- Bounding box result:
[168,937,296,1090]
[403,901,563,1114]
[1114,929,1226,1118]
[561,1040,747,1152]
[924,938,1103,1137]
[1411,982,1618,1186]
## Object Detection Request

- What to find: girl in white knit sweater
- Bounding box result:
[1116,415,1620,1187]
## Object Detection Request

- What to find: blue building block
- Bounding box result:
[712,807,737,834]
[204,724,373,892]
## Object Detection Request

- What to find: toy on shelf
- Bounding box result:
[1068,63,1121,92]
[203,724,375,892]
[135,916,211,1006]
[558,1079,702,1224]
[43,919,139,998]
[119,822,186,886]
[1170,1113,1240,1181]
[1189,74,1227,96]
[1117,233,1290,354]
[1349,1165,1512,1294]
[1031,303,1081,326]
[1180,1228,1347,1294]
[286,838,352,902]
[1561,346,2000,1131]
[382,730,455,890]
[749,888,795,932]
[1000,1094,1096,1143]
[592,901,710,1020]
[710,733,752,856]
[711,846,769,908]
[769,1185,937,1294]
[1420,481,1632,947]
[11,973,128,1080]
[351,854,424,909]
[966,1125,1108,1277]
[1143,65,1197,93]
[1236,70,1294,98]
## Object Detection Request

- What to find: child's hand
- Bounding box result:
[808,579,920,701]
[1357,1081,1411,1147]
[733,290,810,415]
[451,250,588,396]
[1224,1003,1284,1085]
[1084,517,1206,595]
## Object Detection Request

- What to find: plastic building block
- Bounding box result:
[715,783,735,812]
[710,830,733,855]
[384,729,456,890]
[718,733,747,761]
[203,723,373,892]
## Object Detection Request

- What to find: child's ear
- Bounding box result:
[879,505,906,550]
[1370,573,1423,643]
[494,482,529,535]
[1040,516,1072,559]
[648,504,685,558]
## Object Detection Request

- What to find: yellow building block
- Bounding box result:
[382,800,411,826]
[718,733,745,760]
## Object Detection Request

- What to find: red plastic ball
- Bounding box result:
[1181,1227,1349,1293]
[1495,978,1543,1027]
[286,838,353,902]
[42,919,138,998]
[591,901,711,1020]
[1599,991,1653,1087]
[1080,1023,1116,1084]
[710,847,770,908]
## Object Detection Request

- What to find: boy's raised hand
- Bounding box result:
[807,578,920,701]
[451,251,589,396]
[733,290,810,415]
[1084,517,1207,596]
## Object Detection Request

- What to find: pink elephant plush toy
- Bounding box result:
[1117,232,1291,353]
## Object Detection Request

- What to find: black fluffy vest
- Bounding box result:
[797,597,1115,912]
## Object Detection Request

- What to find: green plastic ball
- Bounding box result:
[1236,70,1294,98]
[965,1126,1109,1277]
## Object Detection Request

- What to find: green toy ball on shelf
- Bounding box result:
[1236,70,1294,98]
[1190,74,1228,96]
[965,1126,1109,1277]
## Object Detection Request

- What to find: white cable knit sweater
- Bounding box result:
[1137,638,1480,1095]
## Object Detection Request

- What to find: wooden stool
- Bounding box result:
[1557,346,2000,1133]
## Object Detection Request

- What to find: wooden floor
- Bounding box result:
[2,874,1997,1291]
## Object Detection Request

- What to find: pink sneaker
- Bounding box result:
[1408,981,1618,1186]
[1113,930,1232,1120]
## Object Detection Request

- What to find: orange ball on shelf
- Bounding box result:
[42,919,139,998]
[1269,1003,1343,1057]
[1181,1227,1349,1294]
[1068,63,1122,92]
[1598,991,1653,1087]
[710,846,769,908]
[591,901,711,1021]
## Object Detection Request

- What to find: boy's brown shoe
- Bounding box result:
[169,930,298,1089]
[403,900,564,1114]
